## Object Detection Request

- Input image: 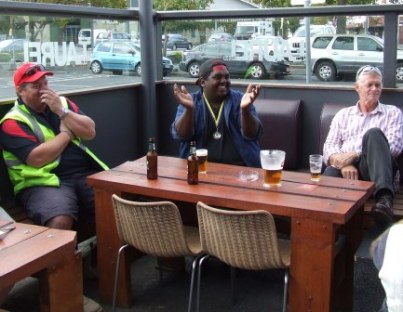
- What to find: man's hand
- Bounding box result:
[173,84,194,110]
[240,84,260,109]
[330,151,358,169]
[39,89,63,116]
[341,165,359,180]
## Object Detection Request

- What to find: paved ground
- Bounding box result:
[2,253,287,312]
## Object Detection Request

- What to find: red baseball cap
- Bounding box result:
[14,63,53,88]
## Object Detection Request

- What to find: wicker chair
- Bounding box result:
[111,194,203,312]
[196,201,291,312]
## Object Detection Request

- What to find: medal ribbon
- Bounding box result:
[203,92,224,130]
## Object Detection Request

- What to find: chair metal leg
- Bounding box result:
[157,257,163,283]
[112,244,129,312]
[196,254,210,312]
[187,254,203,312]
[230,266,237,305]
[282,269,289,312]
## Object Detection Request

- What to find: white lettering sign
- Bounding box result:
[23,41,89,66]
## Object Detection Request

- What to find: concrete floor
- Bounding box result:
[1,253,287,312]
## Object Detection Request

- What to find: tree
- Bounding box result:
[153,0,214,54]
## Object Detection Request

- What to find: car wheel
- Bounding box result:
[187,43,192,50]
[396,63,403,82]
[248,63,265,79]
[316,61,336,81]
[90,61,102,74]
[135,63,142,76]
[188,62,200,78]
[173,44,177,50]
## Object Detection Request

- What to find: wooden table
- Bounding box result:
[87,156,374,311]
[0,222,83,312]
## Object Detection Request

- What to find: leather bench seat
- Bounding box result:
[254,99,302,170]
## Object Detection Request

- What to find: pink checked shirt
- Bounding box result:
[323,102,403,165]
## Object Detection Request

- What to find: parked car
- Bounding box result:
[286,24,336,62]
[207,32,233,43]
[179,42,289,79]
[310,34,403,81]
[89,41,173,76]
[77,28,106,46]
[94,31,132,45]
[163,34,192,50]
[0,39,25,62]
[130,43,174,76]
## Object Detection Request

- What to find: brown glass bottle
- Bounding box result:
[187,141,198,185]
[146,137,158,179]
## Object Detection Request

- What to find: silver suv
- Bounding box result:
[311,34,403,81]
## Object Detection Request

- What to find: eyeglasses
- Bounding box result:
[356,65,382,80]
[21,64,46,80]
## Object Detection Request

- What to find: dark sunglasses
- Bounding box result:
[21,64,46,80]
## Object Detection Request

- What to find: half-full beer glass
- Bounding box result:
[309,154,323,182]
[260,150,286,187]
[196,149,208,174]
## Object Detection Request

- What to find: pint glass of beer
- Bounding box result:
[260,150,286,187]
[309,154,323,182]
[196,149,208,174]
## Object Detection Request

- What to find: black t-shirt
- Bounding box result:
[202,104,243,166]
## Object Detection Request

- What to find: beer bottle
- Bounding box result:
[146,137,158,180]
[187,141,198,185]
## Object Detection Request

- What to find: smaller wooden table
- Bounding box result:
[0,222,83,312]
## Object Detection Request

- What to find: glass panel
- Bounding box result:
[0,13,140,100]
[1,9,402,98]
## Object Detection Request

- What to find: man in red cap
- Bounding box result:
[0,63,108,233]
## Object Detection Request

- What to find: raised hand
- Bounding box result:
[173,83,194,110]
[240,84,260,109]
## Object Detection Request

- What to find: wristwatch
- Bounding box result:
[59,107,70,120]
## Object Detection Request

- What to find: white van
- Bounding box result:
[78,28,107,46]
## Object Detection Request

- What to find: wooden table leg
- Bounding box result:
[94,188,132,307]
[39,251,83,312]
[335,207,363,310]
[289,218,335,312]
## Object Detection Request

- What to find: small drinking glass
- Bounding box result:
[309,154,323,182]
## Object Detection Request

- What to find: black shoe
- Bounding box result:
[372,195,394,227]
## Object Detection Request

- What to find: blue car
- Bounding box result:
[90,41,173,76]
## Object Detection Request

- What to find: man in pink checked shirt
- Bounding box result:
[323,65,403,227]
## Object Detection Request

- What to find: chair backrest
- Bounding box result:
[196,201,290,271]
[111,194,197,257]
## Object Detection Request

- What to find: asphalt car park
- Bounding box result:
[179,42,289,79]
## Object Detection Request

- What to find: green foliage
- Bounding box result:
[155,0,214,52]
[153,0,214,10]
[168,51,183,64]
